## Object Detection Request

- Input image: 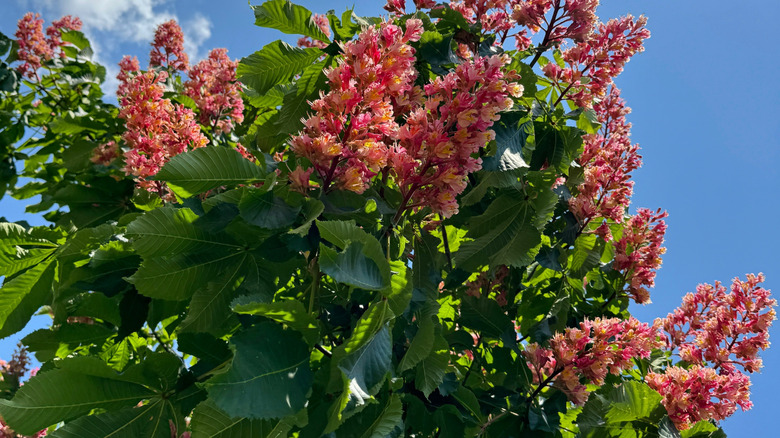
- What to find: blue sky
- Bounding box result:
[1,0,778,435]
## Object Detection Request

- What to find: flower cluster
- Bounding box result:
[118,69,208,194]
[465,266,510,305]
[569,87,641,229]
[184,48,244,134]
[297,14,331,49]
[512,0,599,45]
[612,208,667,304]
[0,346,45,438]
[524,317,662,405]
[384,0,438,15]
[149,20,189,71]
[14,13,82,79]
[648,274,776,429]
[90,141,119,166]
[544,15,650,107]
[390,55,521,217]
[290,20,423,194]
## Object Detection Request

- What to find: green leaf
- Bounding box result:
[47,397,181,438]
[22,324,115,362]
[252,0,331,42]
[680,420,726,438]
[316,220,389,284]
[129,250,245,301]
[238,40,322,94]
[60,30,90,50]
[126,207,240,258]
[482,115,531,172]
[603,381,663,423]
[338,326,392,405]
[0,369,154,435]
[154,147,264,198]
[454,194,542,271]
[0,259,55,338]
[320,243,384,291]
[336,393,403,438]
[459,296,513,338]
[232,298,320,346]
[383,260,412,317]
[179,255,249,335]
[206,322,313,419]
[275,58,331,134]
[415,350,448,398]
[190,399,294,438]
[239,189,301,230]
[398,317,435,372]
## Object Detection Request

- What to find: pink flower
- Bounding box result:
[612,207,667,304]
[290,20,423,194]
[524,317,663,405]
[289,166,315,194]
[118,69,208,195]
[14,13,51,79]
[568,87,642,227]
[149,20,189,71]
[184,48,244,134]
[648,274,775,430]
[90,141,119,166]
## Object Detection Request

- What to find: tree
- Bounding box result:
[0,1,774,437]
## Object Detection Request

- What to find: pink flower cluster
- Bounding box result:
[149,20,189,71]
[569,87,641,228]
[648,274,776,429]
[184,48,244,134]
[90,141,119,166]
[524,317,662,405]
[297,14,331,49]
[118,68,208,194]
[512,0,599,45]
[290,20,424,194]
[0,346,45,438]
[465,266,509,305]
[612,208,667,304]
[290,19,520,217]
[543,15,650,107]
[389,54,521,217]
[384,0,438,15]
[14,13,82,79]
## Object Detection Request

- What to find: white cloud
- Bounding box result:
[183,13,212,62]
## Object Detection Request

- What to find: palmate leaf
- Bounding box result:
[275,57,331,134]
[338,326,392,405]
[336,393,403,438]
[0,258,55,338]
[454,194,542,271]
[206,322,313,420]
[320,243,384,291]
[129,249,246,301]
[238,40,322,94]
[153,147,265,198]
[316,220,390,286]
[459,296,514,338]
[48,397,182,438]
[178,255,249,335]
[398,317,435,372]
[239,189,301,230]
[232,298,319,346]
[190,399,295,438]
[0,369,155,435]
[252,0,331,43]
[126,207,241,258]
